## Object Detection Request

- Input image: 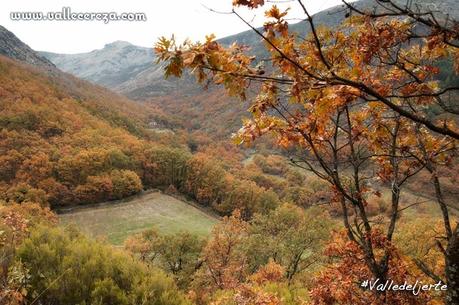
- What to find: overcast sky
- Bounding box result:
[1,0,345,54]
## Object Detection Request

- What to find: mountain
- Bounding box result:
[0,25,173,136]
[40,41,196,100]
[39,0,459,101]
[39,4,353,98]
[41,41,154,88]
[36,0,459,137]
[219,0,459,49]
[0,25,55,69]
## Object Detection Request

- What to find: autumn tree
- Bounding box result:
[74,174,114,204]
[184,154,227,206]
[110,169,143,199]
[4,183,48,206]
[0,203,56,304]
[246,204,332,282]
[141,147,190,189]
[125,228,162,262]
[239,164,288,195]
[155,0,459,303]
[188,206,329,303]
[215,176,280,219]
[395,218,446,289]
[125,228,204,288]
[191,211,249,302]
[253,154,288,176]
[211,261,286,305]
[0,150,23,182]
[15,152,53,186]
[311,230,430,305]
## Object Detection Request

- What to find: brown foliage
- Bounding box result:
[311,230,430,305]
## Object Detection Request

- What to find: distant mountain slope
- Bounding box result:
[41,41,191,99]
[0,25,55,69]
[219,0,459,50]
[0,50,189,209]
[0,55,146,207]
[42,41,153,87]
[0,25,170,135]
[36,0,458,137]
[40,0,458,102]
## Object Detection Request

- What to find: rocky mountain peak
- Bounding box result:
[104,40,133,49]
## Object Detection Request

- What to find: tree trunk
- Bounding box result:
[446,225,459,305]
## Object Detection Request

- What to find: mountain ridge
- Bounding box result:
[3,0,457,137]
[38,0,459,100]
[0,25,56,69]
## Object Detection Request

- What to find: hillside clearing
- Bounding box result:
[58,191,218,245]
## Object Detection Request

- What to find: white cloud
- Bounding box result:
[0,0,345,54]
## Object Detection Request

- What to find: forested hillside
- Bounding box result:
[0,55,291,218]
[0,54,187,207]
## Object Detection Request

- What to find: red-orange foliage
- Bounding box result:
[0,57,183,207]
[0,203,57,304]
[311,230,430,305]
[191,211,249,304]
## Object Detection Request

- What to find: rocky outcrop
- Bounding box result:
[0,25,55,69]
[40,41,185,99]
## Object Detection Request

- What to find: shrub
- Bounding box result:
[16,226,191,305]
[5,183,48,206]
[282,186,313,208]
[284,169,306,186]
[242,169,288,195]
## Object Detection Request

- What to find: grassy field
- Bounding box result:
[58,191,219,245]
